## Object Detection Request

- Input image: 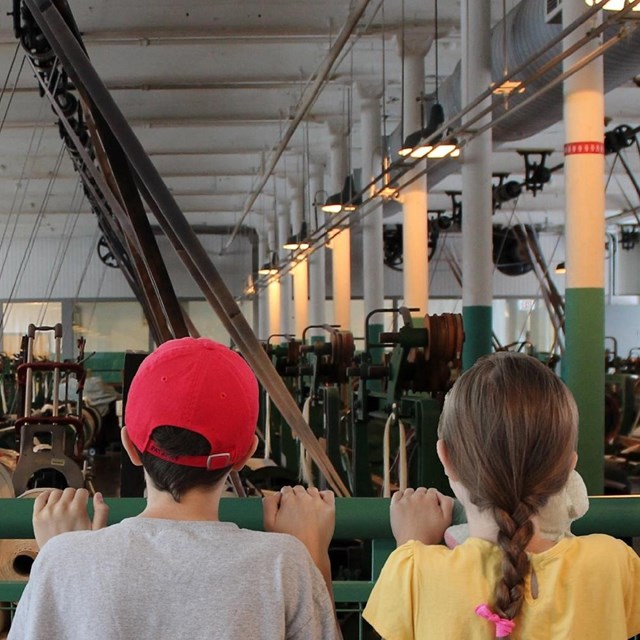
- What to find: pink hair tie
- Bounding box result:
[475,604,516,638]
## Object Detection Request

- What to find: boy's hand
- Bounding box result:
[390,487,453,547]
[263,486,335,562]
[33,488,110,548]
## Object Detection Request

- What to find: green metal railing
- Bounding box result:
[0,495,638,604]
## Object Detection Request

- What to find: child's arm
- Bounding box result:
[390,487,453,547]
[263,486,335,598]
[32,487,110,548]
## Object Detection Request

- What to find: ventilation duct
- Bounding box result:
[388,0,640,192]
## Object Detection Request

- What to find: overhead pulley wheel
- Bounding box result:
[53,91,78,118]
[97,235,119,268]
[20,29,54,62]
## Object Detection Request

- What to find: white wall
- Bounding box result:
[605,302,640,358]
[0,217,254,301]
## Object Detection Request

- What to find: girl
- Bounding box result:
[363,352,640,639]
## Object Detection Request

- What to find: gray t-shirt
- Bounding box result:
[9,517,339,640]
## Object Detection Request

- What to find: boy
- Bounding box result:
[10,337,340,640]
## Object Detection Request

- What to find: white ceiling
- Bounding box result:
[0,0,638,278]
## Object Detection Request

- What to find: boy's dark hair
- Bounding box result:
[139,426,232,501]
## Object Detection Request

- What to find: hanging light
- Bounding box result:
[555,261,566,275]
[321,175,361,214]
[406,102,445,158]
[426,138,460,159]
[283,221,310,251]
[397,0,461,161]
[492,80,525,96]
[258,252,279,275]
[399,128,425,157]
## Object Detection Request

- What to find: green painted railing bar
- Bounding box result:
[0,496,638,539]
[0,581,375,604]
[0,496,638,604]
[0,584,377,606]
[572,496,640,537]
[0,582,24,600]
[333,582,374,602]
[0,498,396,539]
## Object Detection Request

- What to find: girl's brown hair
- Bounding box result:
[438,352,578,625]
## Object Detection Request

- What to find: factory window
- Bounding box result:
[1,302,62,357]
[497,298,555,353]
[184,299,254,346]
[72,301,149,352]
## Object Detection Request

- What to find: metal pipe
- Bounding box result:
[0,496,637,539]
[223,0,375,251]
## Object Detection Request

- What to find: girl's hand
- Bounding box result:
[33,488,109,549]
[390,487,454,547]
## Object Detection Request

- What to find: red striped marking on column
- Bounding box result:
[564,141,604,155]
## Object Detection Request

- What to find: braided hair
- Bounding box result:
[438,352,578,628]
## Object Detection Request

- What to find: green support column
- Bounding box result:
[563,288,604,494]
[462,305,492,370]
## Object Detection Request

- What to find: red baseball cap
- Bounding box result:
[124,337,258,470]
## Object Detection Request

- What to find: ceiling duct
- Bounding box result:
[390,0,640,190]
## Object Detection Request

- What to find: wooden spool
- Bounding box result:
[0,540,38,581]
[0,488,48,583]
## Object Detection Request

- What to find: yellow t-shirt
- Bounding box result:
[363,534,640,640]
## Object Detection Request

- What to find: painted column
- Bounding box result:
[289,178,309,338]
[308,162,326,336]
[266,216,280,339]
[563,0,605,494]
[277,199,293,338]
[398,33,430,316]
[258,229,269,340]
[267,278,281,339]
[328,122,351,330]
[461,0,493,369]
[358,84,385,358]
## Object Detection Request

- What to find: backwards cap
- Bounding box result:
[124,337,258,470]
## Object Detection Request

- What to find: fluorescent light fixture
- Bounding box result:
[427,142,459,159]
[321,202,343,214]
[283,222,310,251]
[258,252,279,275]
[492,80,525,95]
[379,185,399,199]
[282,239,301,250]
[410,144,434,159]
[321,175,361,213]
